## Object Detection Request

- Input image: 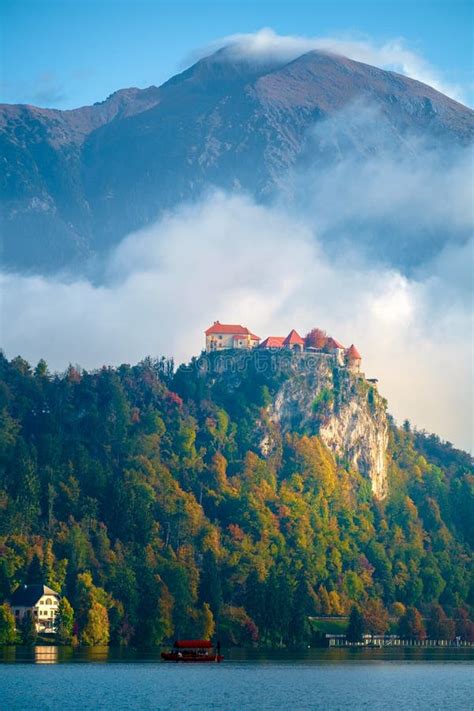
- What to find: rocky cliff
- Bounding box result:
[204,350,389,498]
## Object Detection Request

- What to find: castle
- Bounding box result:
[204,322,362,371]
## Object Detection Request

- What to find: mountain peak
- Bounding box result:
[1,49,472,272]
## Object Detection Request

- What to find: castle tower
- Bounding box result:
[346,344,362,372]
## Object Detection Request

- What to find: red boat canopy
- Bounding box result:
[174,640,213,649]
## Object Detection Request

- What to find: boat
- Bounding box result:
[161,639,223,662]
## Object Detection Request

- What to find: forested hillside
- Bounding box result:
[0,352,472,646]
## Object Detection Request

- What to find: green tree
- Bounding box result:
[56,597,74,644]
[26,554,43,584]
[198,551,223,620]
[0,604,17,645]
[346,605,365,643]
[20,612,38,645]
[136,568,174,647]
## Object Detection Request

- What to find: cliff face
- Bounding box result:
[266,353,388,498]
[206,350,389,498]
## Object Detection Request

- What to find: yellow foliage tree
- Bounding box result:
[81,601,110,646]
[201,602,215,640]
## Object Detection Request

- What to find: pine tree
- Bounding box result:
[346,605,365,643]
[20,612,38,645]
[56,597,74,644]
[25,554,43,585]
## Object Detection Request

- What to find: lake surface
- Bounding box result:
[0,647,473,710]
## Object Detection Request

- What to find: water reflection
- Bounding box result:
[0,645,473,665]
[35,646,58,664]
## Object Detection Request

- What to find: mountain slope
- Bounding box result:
[1,49,472,272]
[0,350,472,646]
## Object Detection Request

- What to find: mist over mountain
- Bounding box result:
[1,38,473,450]
[1,46,472,273]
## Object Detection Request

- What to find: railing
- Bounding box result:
[327,636,473,647]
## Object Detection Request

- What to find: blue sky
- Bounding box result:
[1,0,473,108]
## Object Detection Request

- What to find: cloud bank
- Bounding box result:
[199,28,466,104]
[1,189,472,451]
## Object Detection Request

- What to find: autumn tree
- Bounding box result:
[454,608,474,642]
[81,601,110,645]
[75,572,110,646]
[426,604,455,641]
[363,599,390,635]
[305,329,327,349]
[398,607,426,640]
[201,602,215,640]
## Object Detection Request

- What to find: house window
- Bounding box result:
[45,598,52,605]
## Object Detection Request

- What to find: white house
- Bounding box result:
[9,584,60,634]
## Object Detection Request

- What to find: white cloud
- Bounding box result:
[199,27,466,104]
[1,190,472,451]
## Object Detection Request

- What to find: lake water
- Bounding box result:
[0,647,473,710]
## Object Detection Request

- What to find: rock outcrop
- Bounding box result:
[204,349,389,498]
[267,353,388,498]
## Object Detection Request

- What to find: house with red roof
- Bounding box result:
[205,321,260,352]
[324,336,346,365]
[282,329,305,351]
[259,336,285,349]
[259,330,305,351]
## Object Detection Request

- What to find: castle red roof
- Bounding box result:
[205,321,260,339]
[325,336,345,350]
[283,329,304,346]
[346,344,362,360]
[260,336,285,348]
